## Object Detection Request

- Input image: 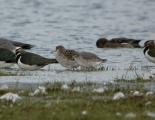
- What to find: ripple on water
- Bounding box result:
[0,0,155,86]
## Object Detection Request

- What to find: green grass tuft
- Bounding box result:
[0,70,15,76]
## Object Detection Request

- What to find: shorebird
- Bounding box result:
[72,51,107,70]
[96,38,142,48]
[0,38,34,68]
[54,45,79,70]
[0,48,16,68]
[0,38,33,50]
[144,40,155,63]
[15,47,58,70]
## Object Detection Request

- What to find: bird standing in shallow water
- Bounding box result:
[144,40,155,63]
[73,51,107,70]
[54,45,79,70]
[15,48,58,70]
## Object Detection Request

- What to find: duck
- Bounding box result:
[15,47,58,70]
[96,37,142,48]
[54,45,79,70]
[72,51,107,69]
[143,40,155,63]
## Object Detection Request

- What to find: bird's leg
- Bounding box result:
[72,67,76,71]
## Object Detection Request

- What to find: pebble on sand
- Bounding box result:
[61,84,70,90]
[113,92,125,100]
[133,91,143,97]
[29,86,47,96]
[146,111,155,118]
[93,87,105,93]
[0,92,21,103]
[125,112,136,118]
[81,110,88,115]
[146,91,154,96]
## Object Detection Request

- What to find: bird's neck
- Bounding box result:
[15,53,22,63]
[57,49,65,55]
[144,47,149,55]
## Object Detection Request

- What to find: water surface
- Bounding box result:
[0,0,155,85]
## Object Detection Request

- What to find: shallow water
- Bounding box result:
[0,0,155,85]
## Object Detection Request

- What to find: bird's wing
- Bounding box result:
[64,49,77,60]
[20,52,51,66]
[0,48,16,63]
[148,48,155,57]
[80,52,99,60]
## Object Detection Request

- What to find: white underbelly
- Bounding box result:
[17,57,42,70]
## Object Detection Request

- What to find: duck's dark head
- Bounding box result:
[96,38,108,48]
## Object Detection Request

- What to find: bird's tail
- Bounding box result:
[129,40,142,48]
[131,40,141,44]
[46,58,59,64]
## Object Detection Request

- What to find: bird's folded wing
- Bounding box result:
[0,48,16,62]
[20,52,50,66]
[148,49,155,57]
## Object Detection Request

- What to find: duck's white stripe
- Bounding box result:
[17,57,42,70]
[145,50,155,63]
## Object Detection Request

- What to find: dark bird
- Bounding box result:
[15,48,58,70]
[96,37,142,48]
[0,38,33,68]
